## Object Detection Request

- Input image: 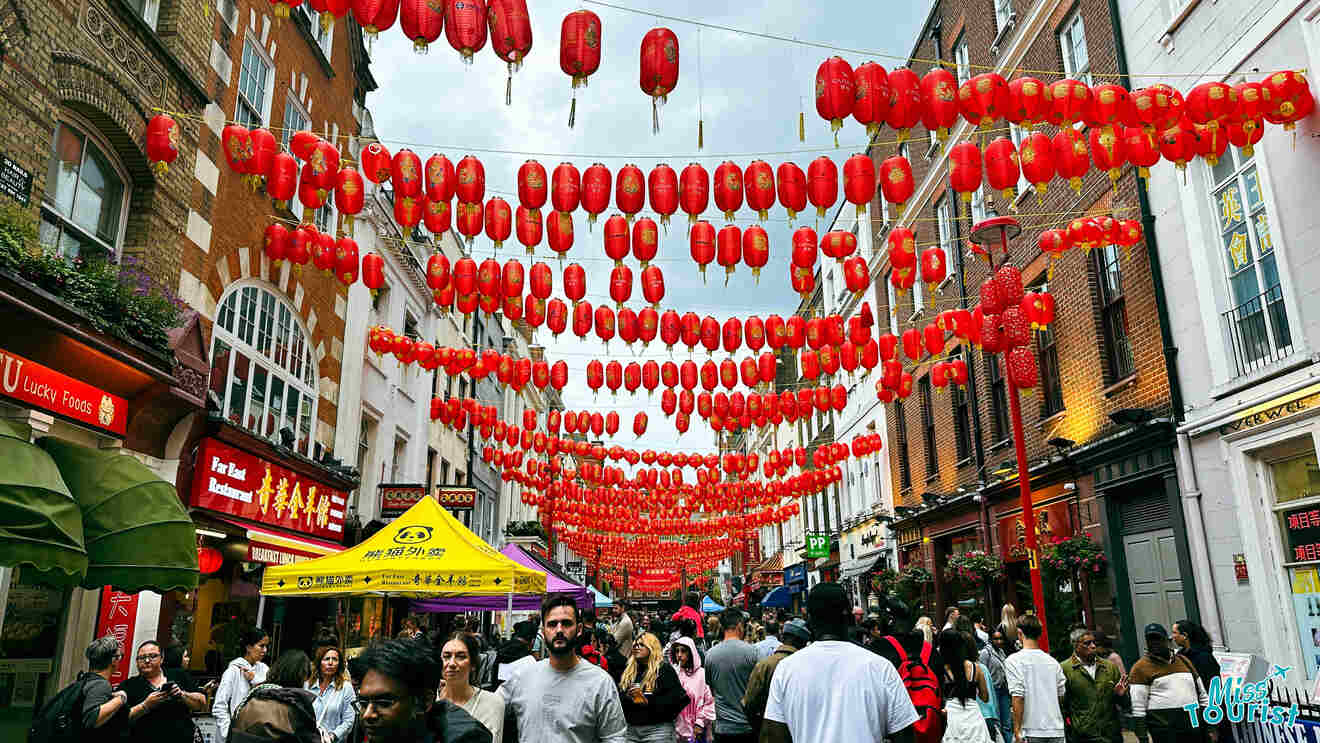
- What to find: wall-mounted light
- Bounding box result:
[1047,437,1075,449]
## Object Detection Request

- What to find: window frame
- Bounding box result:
[39,115,132,260]
[1008,124,1033,198]
[210,281,320,457]
[986,350,1010,444]
[994,0,1014,34]
[950,349,974,462]
[1034,282,1065,416]
[1059,11,1092,85]
[895,400,912,492]
[935,194,958,291]
[886,272,900,335]
[953,34,971,87]
[299,5,335,61]
[236,38,275,128]
[919,376,937,478]
[124,0,161,29]
[1093,243,1136,384]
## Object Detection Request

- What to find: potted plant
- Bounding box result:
[945,550,1004,589]
[1041,533,1106,589]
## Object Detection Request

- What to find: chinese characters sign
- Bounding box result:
[94,588,138,684]
[997,500,1073,562]
[1283,505,1320,563]
[436,487,477,510]
[379,484,427,519]
[0,347,127,436]
[191,437,346,540]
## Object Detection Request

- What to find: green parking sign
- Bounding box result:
[806,533,830,558]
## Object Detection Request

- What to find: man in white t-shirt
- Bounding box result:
[764,583,918,743]
[1003,614,1066,743]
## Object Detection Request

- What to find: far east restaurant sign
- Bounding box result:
[191,437,346,541]
[0,348,127,436]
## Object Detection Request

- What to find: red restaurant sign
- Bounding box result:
[380,484,427,519]
[436,487,477,510]
[0,348,127,436]
[191,437,346,541]
[95,588,139,684]
[997,500,1074,562]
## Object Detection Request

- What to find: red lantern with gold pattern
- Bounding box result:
[560,9,601,126]
[689,220,716,281]
[1018,131,1055,197]
[1186,82,1238,143]
[615,164,645,221]
[1086,84,1137,135]
[640,27,680,131]
[679,163,709,224]
[1123,126,1160,179]
[744,316,765,352]
[220,124,253,176]
[983,137,1020,202]
[713,161,743,222]
[878,155,915,217]
[843,256,868,298]
[1088,125,1126,187]
[717,225,741,283]
[424,155,455,205]
[513,160,547,214]
[477,258,501,303]
[1047,78,1092,127]
[573,301,593,339]
[1132,84,1185,133]
[353,0,399,36]
[776,162,807,222]
[959,72,1011,131]
[791,226,817,269]
[1262,70,1313,130]
[362,253,385,292]
[843,154,875,217]
[145,114,180,175]
[264,224,290,265]
[551,162,580,214]
[852,61,892,138]
[484,197,512,248]
[1007,76,1049,129]
[523,296,545,328]
[1159,118,1198,171]
[515,205,541,253]
[815,56,856,144]
[546,210,574,258]
[791,264,814,300]
[581,163,611,226]
[629,216,658,268]
[501,258,524,301]
[393,194,422,231]
[920,67,960,147]
[744,160,776,221]
[336,236,359,287]
[1038,228,1070,280]
[401,0,443,52]
[603,214,629,266]
[641,265,665,308]
[527,260,552,299]
[1065,217,1103,255]
[426,252,450,290]
[387,149,420,199]
[890,263,915,296]
[360,142,392,185]
[1227,118,1264,158]
[489,0,533,101]
[563,262,586,305]
[722,317,743,354]
[443,0,487,61]
[886,67,923,143]
[1192,122,1228,167]
[700,316,720,355]
[948,141,982,208]
[1052,128,1089,194]
[743,225,769,282]
[546,298,568,337]
[267,153,298,211]
[455,155,485,204]
[888,226,916,272]
[807,156,838,218]
[821,229,858,264]
[1006,346,1037,390]
[647,164,678,228]
[608,264,632,308]
[920,247,946,293]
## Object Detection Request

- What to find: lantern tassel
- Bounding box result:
[653,98,660,134]
[799,112,805,142]
[506,66,513,106]
[698,119,704,150]
[569,95,577,129]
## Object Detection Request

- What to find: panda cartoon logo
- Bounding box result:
[298,577,313,589]
[393,525,433,545]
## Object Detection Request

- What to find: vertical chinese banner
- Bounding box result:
[95,588,139,684]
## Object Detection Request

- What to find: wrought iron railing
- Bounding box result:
[1223,284,1293,378]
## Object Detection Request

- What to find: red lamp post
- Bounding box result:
[969,215,1049,651]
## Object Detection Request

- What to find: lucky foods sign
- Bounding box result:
[191,437,346,541]
[0,348,127,436]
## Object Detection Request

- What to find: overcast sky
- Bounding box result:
[367,1,927,456]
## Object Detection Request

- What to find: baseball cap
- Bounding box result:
[782,618,811,643]
[1144,622,1169,639]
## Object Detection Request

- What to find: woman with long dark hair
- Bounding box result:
[438,632,505,743]
[227,650,320,743]
[936,628,991,743]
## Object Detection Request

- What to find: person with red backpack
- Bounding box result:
[876,598,946,743]
[763,583,918,743]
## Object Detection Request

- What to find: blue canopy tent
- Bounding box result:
[591,586,614,609]
[700,594,723,612]
[760,585,792,608]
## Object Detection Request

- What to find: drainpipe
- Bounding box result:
[1106,0,1223,645]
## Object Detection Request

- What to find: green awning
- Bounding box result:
[39,438,197,593]
[0,419,86,585]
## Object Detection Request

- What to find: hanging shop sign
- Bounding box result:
[784,563,808,592]
[95,588,139,685]
[190,437,347,541]
[1220,383,1320,436]
[997,500,1073,562]
[743,532,761,567]
[0,347,127,436]
[380,484,428,520]
[0,153,33,206]
[805,532,831,558]
[436,486,477,510]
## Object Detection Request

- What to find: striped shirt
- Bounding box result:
[1129,653,1208,731]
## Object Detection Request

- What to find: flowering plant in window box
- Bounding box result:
[946,549,1004,587]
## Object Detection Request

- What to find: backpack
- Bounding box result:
[27,672,95,743]
[884,636,943,743]
[227,684,320,743]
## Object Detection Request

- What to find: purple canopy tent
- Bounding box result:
[410,543,593,612]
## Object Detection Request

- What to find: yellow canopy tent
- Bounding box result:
[261,496,546,599]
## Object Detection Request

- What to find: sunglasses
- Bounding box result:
[351,696,400,714]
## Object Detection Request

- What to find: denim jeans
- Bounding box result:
[997,685,1014,743]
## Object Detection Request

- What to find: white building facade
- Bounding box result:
[1116,0,1320,686]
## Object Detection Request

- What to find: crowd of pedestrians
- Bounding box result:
[44,584,1230,743]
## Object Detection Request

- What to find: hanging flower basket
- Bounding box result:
[897,565,933,599]
[869,567,899,595]
[946,549,1004,588]
[1041,533,1107,587]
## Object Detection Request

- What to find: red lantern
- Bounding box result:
[791,227,818,270]
[560,9,602,126]
[1052,128,1090,194]
[690,220,715,282]
[843,154,875,217]
[821,229,857,264]
[551,162,581,214]
[1262,70,1313,130]
[640,265,665,308]
[501,259,525,301]
[1132,84,1184,133]
[144,114,180,175]
[485,197,512,248]
[456,155,485,203]
[1192,122,1228,167]
[618,307,639,346]
[1227,118,1265,159]
[948,141,982,209]
[444,0,487,61]
[742,225,769,281]
[807,156,838,218]
[336,237,359,287]
[983,137,1020,202]
[546,210,574,258]
[353,0,399,36]
[902,328,922,361]
[615,164,645,221]
[220,124,253,176]
[573,301,593,339]
[1159,118,1198,171]
[640,28,680,131]
[515,205,541,253]
[648,164,678,228]
[879,155,915,217]
[547,299,568,336]
[776,162,808,222]
[1038,228,1070,280]
[358,142,392,186]
[717,225,741,283]
[582,163,611,226]
[816,56,856,144]
[1006,346,1037,390]
[680,163,709,223]
[1007,77,1049,129]
[722,318,743,354]
[632,217,659,268]
[1186,82,1238,149]
[701,316,720,355]
[852,61,892,138]
[1018,131,1055,197]
[920,247,946,292]
[1047,78,1092,128]
[744,160,776,221]
[886,67,923,143]
[267,153,298,210]
[523,296,545,327]
[890,263,915,296]
[920,68,960,147]
[602,213,630,267]
[1088,125,1126,188]
[400,0,443,52]
[843,256,868,297]
[426,252,450,290]
[959,72,1010,131]
[1123,126,1161,179]
[477,258,501,304]
[198,546,224,575]
[362,253,385,293]
[563,262,586,304]
[388,148,421,200]
[1086,83,1137,136]
[713,161,744,222]
[609,265,633,308]
[488,0,533,102]
[1066,217,1103,254]
[263,224,290,265]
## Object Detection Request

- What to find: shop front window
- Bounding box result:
[0,568,69,737]
[1272,443,1320,679]
[211,284,319,455]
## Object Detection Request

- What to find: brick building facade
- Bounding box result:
[873,0,1195,650]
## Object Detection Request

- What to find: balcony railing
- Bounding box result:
[1223,284,1293,378]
